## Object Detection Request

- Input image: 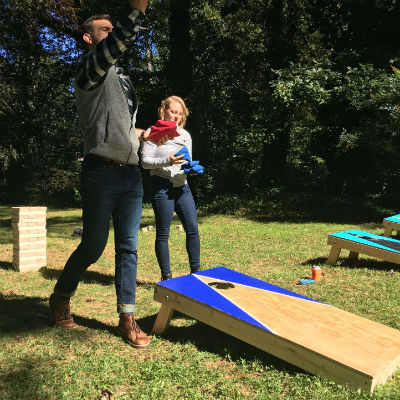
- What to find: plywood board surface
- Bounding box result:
[155,267,400,390]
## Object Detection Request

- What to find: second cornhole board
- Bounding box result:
[327,229,400,265]
[152,267,400,392]
[383,214,400,237]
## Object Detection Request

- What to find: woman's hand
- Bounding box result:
[156,134,170,146]
[169,153,185,165]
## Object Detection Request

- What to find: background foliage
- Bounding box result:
[1,0,400,206]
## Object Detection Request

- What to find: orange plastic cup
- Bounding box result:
[312,266,322,281]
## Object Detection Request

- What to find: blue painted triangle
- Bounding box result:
[159,273,272,332]
[196,266,322,304]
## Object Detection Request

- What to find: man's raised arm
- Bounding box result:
[129,0,148,14]
[76,1,149,91]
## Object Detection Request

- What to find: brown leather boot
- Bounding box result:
[49,293,75,328]
[117,314,151,348]
[161,272,172,281]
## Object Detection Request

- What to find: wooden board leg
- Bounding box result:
[348,251,359,260]
[327,246,341,265]
[152,304,174,335]
[383,227,392,237]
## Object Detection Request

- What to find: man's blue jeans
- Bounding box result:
[54,157,143,314]
[151,177,200,277]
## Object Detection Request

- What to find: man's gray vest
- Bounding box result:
[74,65,139,165]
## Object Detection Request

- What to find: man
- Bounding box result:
[49,0,154,348]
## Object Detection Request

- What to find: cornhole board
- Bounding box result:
[327,229,400,265]
[383,214,400,237]
[152,266,400,392]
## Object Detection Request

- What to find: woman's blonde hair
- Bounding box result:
[158,96,189,128]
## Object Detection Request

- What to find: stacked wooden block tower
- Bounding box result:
[12,207,47,272]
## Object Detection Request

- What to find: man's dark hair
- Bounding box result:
[82,14,112,34]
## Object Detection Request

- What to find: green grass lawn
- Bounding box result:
[1,202,400,399]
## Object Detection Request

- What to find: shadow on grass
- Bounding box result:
[1,293,305,388]
[338,257,399,272]
[303,256,400,272]
[0,261,13,270]
[301,257,327,267]
[144,312,305,377]
[40,267,114,285]
[74,313,153,337]
[73,315,117,335]
[0,291,153,337]
[0,293,114,400]
[0,292,134,340]
[0,218,11,228]
[0,294,52,333]
[41,269,157,289]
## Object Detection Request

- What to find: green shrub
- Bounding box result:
[270,62,400,204]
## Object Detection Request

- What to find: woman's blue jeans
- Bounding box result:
[151,177,200,277]
[54,157,143,314]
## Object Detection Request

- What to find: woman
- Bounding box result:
[141,96,201,280]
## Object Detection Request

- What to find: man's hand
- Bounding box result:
[141,128,170,146]
[136,128,145,138]
[129,0,148,13]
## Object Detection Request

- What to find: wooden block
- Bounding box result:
[13,240,46,250]
[13,258,46,272]
[12,229,47,239]
[13,261,46,273]
[12,215,46,223]
[13,241,46,254]
[13,238,46,246]
[153,267,400,392]
[14,248,46,257]
[12,206,47,214]
[13,251,46,259]
[11,207,47,273]
[327,230,400,265]
[11,214,46,223]
[383,215,400,237]
[12,232,47,242]
[13,253,46,263]
[11,220,46,228]
[12,226,47,234]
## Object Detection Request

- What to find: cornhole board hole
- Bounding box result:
[152,266,400,392]
[383,214,400,237]
[327,229,400,266]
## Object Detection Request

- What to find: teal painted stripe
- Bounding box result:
[330,230,400,254]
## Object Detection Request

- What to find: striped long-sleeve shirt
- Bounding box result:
[75,6,144,117]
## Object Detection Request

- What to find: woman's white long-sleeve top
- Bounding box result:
[141,127,192,187]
